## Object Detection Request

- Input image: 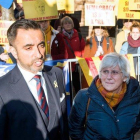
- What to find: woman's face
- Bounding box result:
[94,28,104,36]
[100,65,126,93]
[130,27,140,40]
[62,22,73,32]
[38,20,50,31]
[124,21,132,30]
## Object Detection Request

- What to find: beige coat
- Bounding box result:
[115,30,129,53]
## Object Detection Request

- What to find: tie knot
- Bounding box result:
[33,75,41,81]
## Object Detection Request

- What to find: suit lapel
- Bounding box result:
[43,69,61,132]
[9,66,48,129]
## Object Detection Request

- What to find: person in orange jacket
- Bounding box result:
[83,26,114,58]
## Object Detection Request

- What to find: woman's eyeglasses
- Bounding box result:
[101,70,122,76]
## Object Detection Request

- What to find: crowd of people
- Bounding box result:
[1,1,140,140]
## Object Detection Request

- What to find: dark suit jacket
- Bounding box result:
[0,65,69,140]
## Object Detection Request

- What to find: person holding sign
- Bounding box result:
[83,26,114,58]
[120,21,140,75]
[115,19,133,53]
[120,21,140,55]
[60,16,85,93]
[69,52,140,140]
[14,0,23,19]
[37,20,68,60]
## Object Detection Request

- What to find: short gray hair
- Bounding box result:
[99,52,130,83]
[61,16,74,29]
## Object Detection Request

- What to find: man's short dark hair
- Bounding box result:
[7,19,44,46]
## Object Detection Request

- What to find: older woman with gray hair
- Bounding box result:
[69,52,140,140]
[60,16,85,93]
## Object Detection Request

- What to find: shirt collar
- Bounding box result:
[17,64,43,82]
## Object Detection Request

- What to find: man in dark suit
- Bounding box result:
[0,19,69,140]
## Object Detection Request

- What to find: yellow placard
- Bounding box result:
[22,0,59,21]
[117,0,140,19]
[0,20,14,45]
[85,3,115,26]
[129,0,140,10]
[95,0,116,3]
[17,0,22,3]
[57,0,74,14]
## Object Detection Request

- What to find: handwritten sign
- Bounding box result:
[0,20,14,45]
[117,0,140,19]
[95,0,115,3]
[85,3,115,26]
[22,0,59,21]
[57,0,74,14]
[129,0,140,10]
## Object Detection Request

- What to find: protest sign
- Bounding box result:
[0,20,14,45]
[118,0,140,19]
[85,3,115,26]
[22,0,59,21]
[57,0,74,14]
[17,0,22,3]
[129,0,140,10]
[95,0,115,3]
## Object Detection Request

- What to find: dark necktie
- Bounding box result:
[33,75,49,119]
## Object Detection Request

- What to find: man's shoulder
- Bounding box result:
[0,69,12,81]
[0,68,14,92]
[44,65,62,73]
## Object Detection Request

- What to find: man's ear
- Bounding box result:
[10,46,18,59]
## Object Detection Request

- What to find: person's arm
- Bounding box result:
[119,42,128,54]
[0,95,7,140]
[107,38,115,53]
[80,37,86,57]
[134,112,140,134]
[115,32,124,53]
[51,33,68,60]
[69,89,88,140]
[83,39,91,58]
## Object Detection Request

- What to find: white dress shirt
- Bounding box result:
[17,64,49,105]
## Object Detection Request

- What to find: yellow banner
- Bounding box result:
[129,0,140,10]
[85,3,115,26]
[117,0,140,19]
[57,0,74,14]
[0,20,14,45]
[22,0,59,21]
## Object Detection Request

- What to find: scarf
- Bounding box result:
[45,25,53,54]
[62,29,74,39]
[96,78,127,109]
[128,34,140,48]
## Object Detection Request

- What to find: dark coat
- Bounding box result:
[0,65,69,140]
[69,76,140,140]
